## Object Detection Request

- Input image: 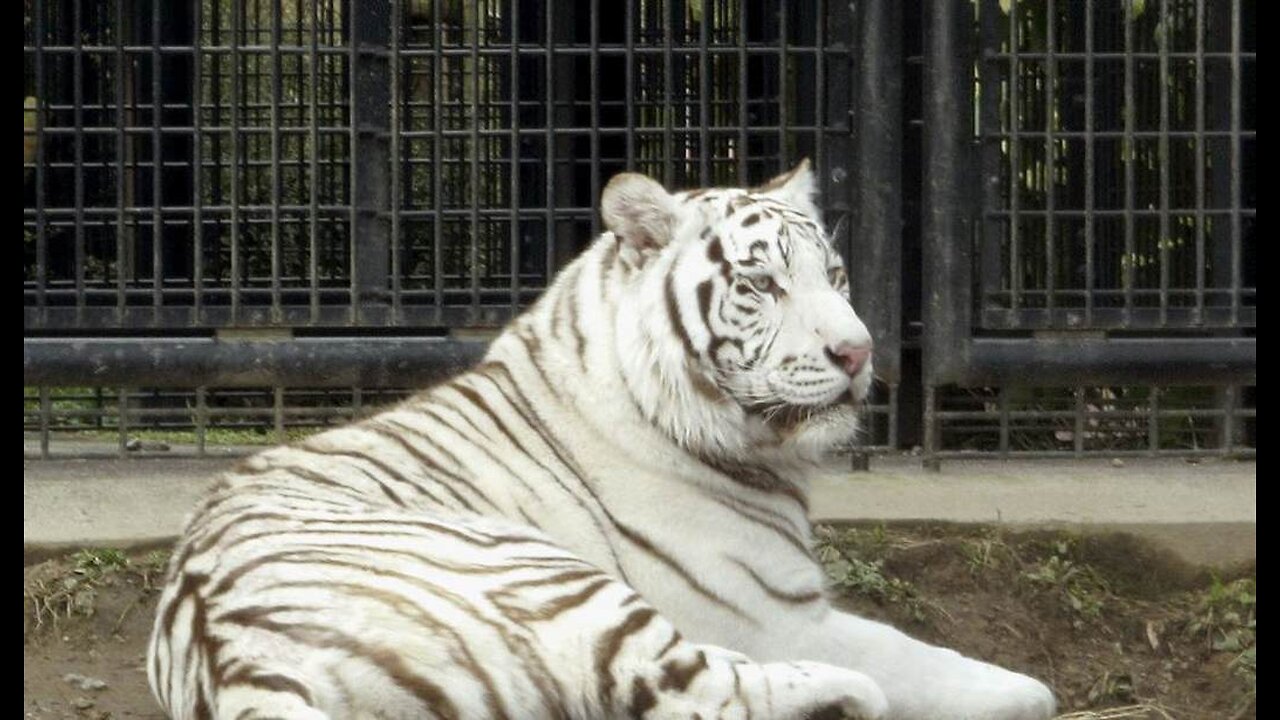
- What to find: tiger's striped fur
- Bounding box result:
[149,163,1054,719]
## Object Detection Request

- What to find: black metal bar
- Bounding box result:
[469,0,482,318]
[1044,0,1056,320]
[697,1,709,186]
[432,0,444,311]
[115,0,128,324]
[349,0,392,324]
[1194,0,1205,323]
[855,0,903,384]
[1008,0,1021,322]
[269,0,283,322]
[24,337,490,387]
[151,0,164,321]
[1230,0,1242,326]
[33,0,47,323]
[389,0,402,322]
[958,337,1256,385]
[308,0,321,322]
[230,0,243,321]
[736,0,747,179]
[39,386,51,459]
[74,0,87,325]
[921,0,973,386]
[508,0,520,315]
[192,0,205,324]
[1122,2,1135,326]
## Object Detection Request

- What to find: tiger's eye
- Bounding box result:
[749,275,777,294]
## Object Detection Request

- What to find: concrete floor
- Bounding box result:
[24,450,1255,567]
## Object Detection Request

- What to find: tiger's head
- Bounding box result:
[601,161,874,465]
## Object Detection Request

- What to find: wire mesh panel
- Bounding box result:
[974,0,1256,331]
[24,0,862,330]
[387,0,859,326]
[23,0,354,329]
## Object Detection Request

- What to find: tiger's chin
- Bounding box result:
[758,390,865,462]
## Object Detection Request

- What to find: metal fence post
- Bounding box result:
[350,1,393,325]
[921,0,974,469]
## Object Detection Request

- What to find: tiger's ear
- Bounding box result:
[601,172,679,256]
[755,158,821,219]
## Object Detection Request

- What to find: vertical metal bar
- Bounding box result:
[814,0,826,186]
[625,0,635,167]
[274,385,285,444]
[74,0,87,324]
[308,0,321,322]
[661,0,674,184]
[389,0,402,322]
[1073,387,1085,455]
[152,0,164,320]
[1157,0,1170,327]
[922,0,974,388]
[979,0,1003,308]
[39,387,51,459]
[998,385,1010,457]
[778,0,788,165]
[196,385,208,456]
[1220,384,1237,455]
[857,0,903,387]
[923,384,940,471]
[1229,0,1241,326]
[697,1,710,186]
[1007,0,1021,320]
[1193,0,1205,323]
[34,0,47,320]
[1147,386,1160,456]
[590,0,602,234]
[736,0,747,179]
[269,0,283,322]
[1084,0,1095,326]
[470,1,482,315]
[432,0,444,311]
[115,0,127,323]
[544,0,555,273]
[193,0,205,324]
[1122,1,1135,326]
[887,384,899,449]
[350,0,392,325]
[509,0,521,312]
[117,386,129,458]
[230,0,243,322]
[1044,0,1056,321]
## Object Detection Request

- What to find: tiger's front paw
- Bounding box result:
[776,662,888,720]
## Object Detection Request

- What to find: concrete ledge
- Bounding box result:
[25,455,1255,568]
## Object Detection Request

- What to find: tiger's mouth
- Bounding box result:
[753,387,864,436]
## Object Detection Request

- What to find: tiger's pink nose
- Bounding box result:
[825,343,872,377]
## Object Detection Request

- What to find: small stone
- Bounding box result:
[71,696,95,710]
[1110,458,1125,468]
[63,673,109,692]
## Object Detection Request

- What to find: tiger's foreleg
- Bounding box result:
[521,571,887,719]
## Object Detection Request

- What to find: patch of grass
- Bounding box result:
[1020,540,1112,628]
[1188,576,1256,706]
[25,549,171,631]
[814,526,934,623]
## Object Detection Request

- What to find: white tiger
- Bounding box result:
[148,162,1056,720]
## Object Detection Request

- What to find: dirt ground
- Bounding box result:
[23,524,1255,720]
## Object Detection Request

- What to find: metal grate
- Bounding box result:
[25,0,860,330]
[975,0,1255,331]
[23,0,354,329]
[931,383,1254,459]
